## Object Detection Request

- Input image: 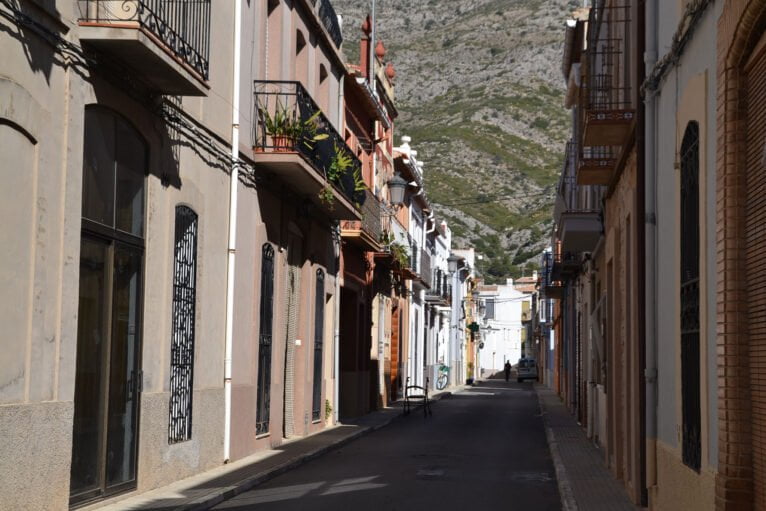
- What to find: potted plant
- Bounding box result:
[260,100,293,151]
[259,101,328,152]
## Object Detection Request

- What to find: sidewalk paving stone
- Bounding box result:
[536,385,640,511]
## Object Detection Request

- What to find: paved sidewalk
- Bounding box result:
[536,385,640,511]
[88,389,456,511]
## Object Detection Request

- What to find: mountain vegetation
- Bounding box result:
[334,0,579,282]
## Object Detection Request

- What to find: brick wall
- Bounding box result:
[715,1,766,508]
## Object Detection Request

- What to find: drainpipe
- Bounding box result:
[644,0,659,496]
[223,0,243,464]
[333,225,341,424]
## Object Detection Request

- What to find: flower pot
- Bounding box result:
[272,135,295,152]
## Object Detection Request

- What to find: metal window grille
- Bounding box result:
[168,205,198,443]
[312,269,325,421]
[680,122,701,471]
[256,244,275,435]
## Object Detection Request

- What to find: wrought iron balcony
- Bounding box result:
[426,270,451,305]
[78,0,210,95]
[253,80,362,220]
[578,146,618,185]
[541,252,564,300]
[317,0,343,48]
[341,189,382,251]
[556,169,603,254]
[581,1,634,149]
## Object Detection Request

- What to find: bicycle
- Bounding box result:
[435,364,449,390]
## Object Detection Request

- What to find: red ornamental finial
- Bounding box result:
[386,62,396,80]
[375,40,386,59]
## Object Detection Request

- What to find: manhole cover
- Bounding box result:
[509,472,554,483]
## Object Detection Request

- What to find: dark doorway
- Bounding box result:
[71,107,146,506]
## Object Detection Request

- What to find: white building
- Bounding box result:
[478,279,525,377]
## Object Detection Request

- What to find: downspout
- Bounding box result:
[644,0,659,497]
[636,0,648,506]
[334,31,346,423]
[224,0,243,463]
[333,225,341,424]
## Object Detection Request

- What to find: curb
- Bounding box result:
[172,391,452,511]
[535,386,578,511]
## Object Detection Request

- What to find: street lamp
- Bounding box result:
[387,172,408,207]
[447,254,461,274]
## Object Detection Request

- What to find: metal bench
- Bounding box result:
[404,377,432,417]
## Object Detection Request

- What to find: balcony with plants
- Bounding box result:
[578,0,634,185]
[253,80,365,220]
[77,0,210,95]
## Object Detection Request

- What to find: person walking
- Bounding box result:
[504,361,511,382]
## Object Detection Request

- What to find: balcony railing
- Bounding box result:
[340,188,382,249]
[426,270,451,304]
[253,80,362,206]
[317,0,343,47]
[581,0,634,148]
[78,0,211,80]
[541,252,564,299]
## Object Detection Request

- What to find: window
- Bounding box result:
[71,107,146,504]
[485,299,495,320]
[168,206,199,443]
[312,269,325,421]
[680,121,701,472]
[256,243,275,435]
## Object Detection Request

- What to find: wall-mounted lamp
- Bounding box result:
[388,172,408,207]
[447,254,461,274]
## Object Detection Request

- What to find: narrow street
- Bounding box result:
[213,379,559,510]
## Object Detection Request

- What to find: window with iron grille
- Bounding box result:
[169,205,198,443]
[256,244,275,435]
[680,121,701,471]
[312,269,325,421]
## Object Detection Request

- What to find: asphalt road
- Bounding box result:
[213,379,561,511]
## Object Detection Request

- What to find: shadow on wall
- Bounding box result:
[0,0,90,83]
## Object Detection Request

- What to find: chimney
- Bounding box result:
[360,15,372,78]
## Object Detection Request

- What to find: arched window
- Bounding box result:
[312,269,325,421]
[680,121,701,472]
[71,106,147,502]
[256,243,275,435]
[168,205,199,443]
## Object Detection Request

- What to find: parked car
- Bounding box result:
[517,357,538,383]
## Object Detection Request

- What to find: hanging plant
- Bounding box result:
[318,185,335,209]
[327,142,353,184]
[389,241,409,268]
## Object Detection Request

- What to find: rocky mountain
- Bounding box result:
[333,0,579,282]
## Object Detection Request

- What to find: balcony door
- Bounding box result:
[70,107,146,505]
